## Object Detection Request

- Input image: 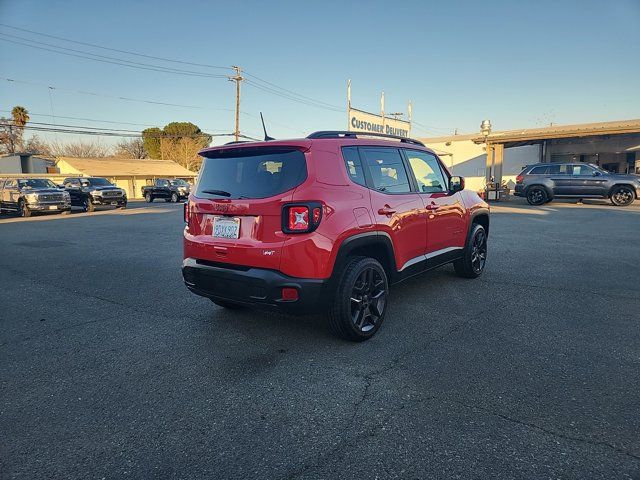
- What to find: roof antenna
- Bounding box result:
[260,112,275,141]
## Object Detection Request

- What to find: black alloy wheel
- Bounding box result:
[145,193,153,203]
[329,256,389,341]
[454,223,488,278]
[610,186,635,206]
[171,192,179,203]
[350,267,387,333]
[470,228,487,274]
[526,187,547,206]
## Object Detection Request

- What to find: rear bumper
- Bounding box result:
[182,257,327,314]
[514,184,525,197]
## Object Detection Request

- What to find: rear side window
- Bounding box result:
[548,164,570,175]
[360,147,411,193]
[196,148,307,199]
[341,147,366,187]
[529,166,548,174]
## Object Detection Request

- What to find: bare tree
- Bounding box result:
[24,135,54,157]
[115,138,147,158]
[49,140,111,158]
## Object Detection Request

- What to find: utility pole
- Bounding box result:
[228,65,243,142]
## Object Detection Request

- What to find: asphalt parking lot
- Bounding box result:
[1,199,639,479]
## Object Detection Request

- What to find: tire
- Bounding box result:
[454,224,488,279]
[526,186,548,206]
[328,256,389,342]
[211,299,244,309]
[18,199,31,217]
[171,192,179,203]
[119,201,127,210]
[145,193,153,203]
[610,185,635,206]
[83,197,95,213]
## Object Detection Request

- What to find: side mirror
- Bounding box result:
[592,171,601,176]
[449,176,465,193]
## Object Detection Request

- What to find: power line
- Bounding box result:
[3,76,308,135]
[0,24,344,113]
[0,23,233,70]
[245,79,343,113]
[244,71,342,110]
[1,76,233,111]
[2,122,241,139]
[0,34,230,79]
[0,25,345,117]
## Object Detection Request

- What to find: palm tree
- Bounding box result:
[11,106,30,127]
[2,106,30,153]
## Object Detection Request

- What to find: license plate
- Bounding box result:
[212,217,240,239]
[48,205,57,210]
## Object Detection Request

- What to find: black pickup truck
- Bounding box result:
[62,177,127,212]
[141,178,190,203]
[0,178,71,217]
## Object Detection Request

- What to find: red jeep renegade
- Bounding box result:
[182,131,489,341]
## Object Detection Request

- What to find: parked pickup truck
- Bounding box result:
[62,177,127,212]
[0,178,71,217]
[142,179,190,203]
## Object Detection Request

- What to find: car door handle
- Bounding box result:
[425,204,440,211]
[378,206,396,215]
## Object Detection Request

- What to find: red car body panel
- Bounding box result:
[184,136,489,290]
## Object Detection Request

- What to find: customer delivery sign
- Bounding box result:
[347,80,412,138]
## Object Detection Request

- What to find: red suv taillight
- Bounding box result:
[184,201,190,225]
[282,203,322,234]
[516,174,524,184]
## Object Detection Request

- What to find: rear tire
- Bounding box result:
[171,192,179,203]
[526,186,548,206]
[145,193,153,203]
[328,256,389,342]
[454,224,488,278]
[610,185,635,206]
[211,299,244,309]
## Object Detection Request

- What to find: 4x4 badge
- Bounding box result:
[263,250,276,256]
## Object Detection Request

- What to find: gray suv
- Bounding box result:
[514,163,640,206]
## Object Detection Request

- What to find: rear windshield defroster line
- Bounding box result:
[196,148,307,200]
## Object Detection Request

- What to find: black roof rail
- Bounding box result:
[307,130,425,147]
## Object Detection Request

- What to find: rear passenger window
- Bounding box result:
[547,164,570,175]
[360,147,411,193]
[341,147,366,187]
[529,166,548,174]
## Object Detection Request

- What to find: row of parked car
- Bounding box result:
[0,177,190,217]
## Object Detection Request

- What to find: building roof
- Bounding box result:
[420,119,640,146]
[418,133,479,144]
[56,157,197,177]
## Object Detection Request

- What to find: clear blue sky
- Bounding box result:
[1,0,639,147]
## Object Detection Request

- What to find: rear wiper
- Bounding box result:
[201,189,231,197]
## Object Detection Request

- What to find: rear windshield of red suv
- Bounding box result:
[196,148,307,199]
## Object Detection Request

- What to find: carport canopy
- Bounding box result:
[471,119,640,186]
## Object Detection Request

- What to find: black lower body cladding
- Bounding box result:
[182,258,326,314]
